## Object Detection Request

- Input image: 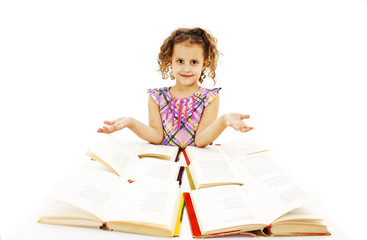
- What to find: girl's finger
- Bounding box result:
[104,120,115,125]
[239,114,250,120]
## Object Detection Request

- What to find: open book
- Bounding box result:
[184,184,330,238]
[86,134,180,167]
[183,137,268,165]
[183,137,271,189]
[85,135,182,182]
[186,145,291,189]
[39,161,184,237]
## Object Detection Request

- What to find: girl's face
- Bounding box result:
[170,43,206,88]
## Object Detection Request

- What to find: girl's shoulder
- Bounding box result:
[147,87,170,105]
[147,87,170,95]
[196,87,221,98]
[196,87,221,106]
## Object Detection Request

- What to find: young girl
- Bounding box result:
[97,27,253,149]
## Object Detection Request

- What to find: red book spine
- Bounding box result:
[183,192,202,238]
[182,149,191,165]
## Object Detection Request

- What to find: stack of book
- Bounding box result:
[39,135,330,238]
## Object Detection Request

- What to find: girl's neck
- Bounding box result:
[170,83,200,99]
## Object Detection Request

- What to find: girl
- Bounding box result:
[97,27,253,149]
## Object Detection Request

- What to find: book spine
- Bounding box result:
[183,192,202,238]
[173,194,185,237]
[177,166,185,186]
[182,149,191,165]
[174,149,181,162]
[185,167,196,191]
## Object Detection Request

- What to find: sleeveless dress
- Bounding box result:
[147,87,221,149]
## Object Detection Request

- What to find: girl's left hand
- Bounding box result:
[222,113,254,132]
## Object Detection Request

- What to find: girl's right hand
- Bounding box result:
[97,117,134,134]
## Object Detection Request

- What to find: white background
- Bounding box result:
[1,0,366,239]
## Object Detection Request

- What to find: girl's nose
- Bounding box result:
[183,63,190,72]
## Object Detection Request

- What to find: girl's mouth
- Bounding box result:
[180,74,193,78]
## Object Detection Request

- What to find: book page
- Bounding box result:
[105,180,181,228]
[87,135,138,176]
[39,200,103,228]
[49,161,129,221]
[233,152,284,181]
[41,200,101,221]
[232,152,315,223]
[189,159,244,188]
[126,158,180,182]
[272,204,323,223]
[221,137,268,160]
[244,171,315,224]
[191,185,265,234]
[185,146,231,162]
[136,142,179,161]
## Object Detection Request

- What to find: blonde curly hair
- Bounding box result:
[158,27,220,84]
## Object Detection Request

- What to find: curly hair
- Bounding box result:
[158,27,220,84]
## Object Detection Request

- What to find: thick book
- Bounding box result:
[85,135,181,182]
[184,185,330,238]
[39,161,184,237]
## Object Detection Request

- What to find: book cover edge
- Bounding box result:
[173,194,185,237]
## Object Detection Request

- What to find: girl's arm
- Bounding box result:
[97,96,164,144]
[195,96,253,148]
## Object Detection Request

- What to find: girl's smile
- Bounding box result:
[180,74,194,78]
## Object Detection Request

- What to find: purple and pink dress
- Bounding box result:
[147,87,221,149]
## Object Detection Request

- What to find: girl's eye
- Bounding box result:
[177,59,184,63]
[191,60,198,64]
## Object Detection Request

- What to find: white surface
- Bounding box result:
[1,1,367,240]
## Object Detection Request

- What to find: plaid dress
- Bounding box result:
[148,87,221,149]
